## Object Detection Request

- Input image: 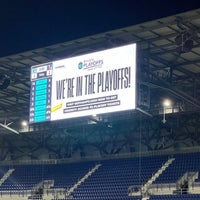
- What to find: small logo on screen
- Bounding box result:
[78,59,103,70]
[78,62,83,69]
[32,68,37,73]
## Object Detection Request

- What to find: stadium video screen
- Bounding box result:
[29,43,137,123]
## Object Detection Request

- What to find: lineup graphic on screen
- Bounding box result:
[29,43,137,123]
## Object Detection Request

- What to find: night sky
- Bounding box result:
[0,0,200,57]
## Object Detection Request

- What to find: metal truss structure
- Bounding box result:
[0,9,200,161]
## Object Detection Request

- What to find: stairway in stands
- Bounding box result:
[66,163,101,197]
[141,158,175,196]
[0,168,15,186]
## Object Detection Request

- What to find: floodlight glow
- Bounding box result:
[163,99,171,107]
[21,120,28,127]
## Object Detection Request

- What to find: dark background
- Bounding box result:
[0,0,199,57]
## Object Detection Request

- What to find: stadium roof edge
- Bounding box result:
[0,8,199,61]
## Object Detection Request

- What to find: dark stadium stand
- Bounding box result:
[155,152,200,184]
[2,162,94,190]
[72,156,167,200]
[151,194,200,200]
[0,152,200,199]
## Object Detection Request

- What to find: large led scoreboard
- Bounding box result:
[29,43,137,123]
[29,64,53,123]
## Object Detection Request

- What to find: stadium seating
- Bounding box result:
[155,152,200,184]
[0,152,200,199]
